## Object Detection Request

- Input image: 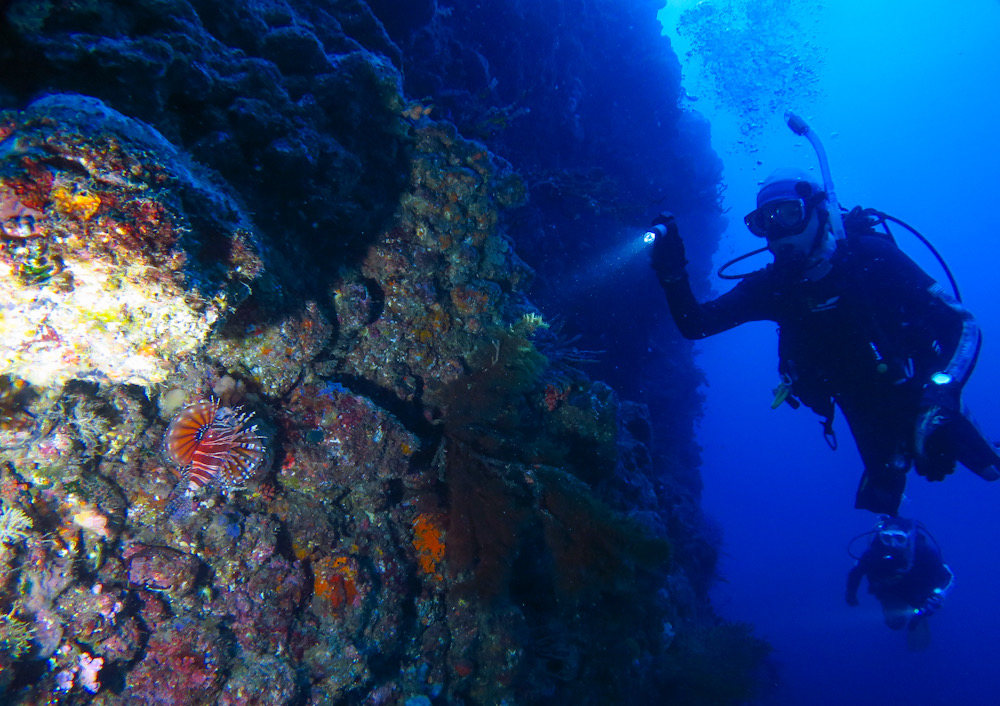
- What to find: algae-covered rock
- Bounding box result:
[334,121,534,404]
[206,300,333,399]
[0,2,767,702]
[0,94,268,390]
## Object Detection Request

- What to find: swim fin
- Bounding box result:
[951,414,1000,480]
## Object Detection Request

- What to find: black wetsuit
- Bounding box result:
[846,530,953,630]
[660,232,986,514]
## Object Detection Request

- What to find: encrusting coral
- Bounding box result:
[0,94,269,390]
[0,1,768,702]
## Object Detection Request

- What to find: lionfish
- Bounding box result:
[163,399,265,515]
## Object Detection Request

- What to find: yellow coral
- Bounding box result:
[512,312,548,334]
[72,507,110,538]
[52,184,101,221]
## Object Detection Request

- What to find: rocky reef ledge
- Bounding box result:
[0,1,768,704]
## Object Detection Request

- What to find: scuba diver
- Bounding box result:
[646,114,1000,516]
[846,516,953,642]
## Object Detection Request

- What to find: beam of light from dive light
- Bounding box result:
[555,229,657,298]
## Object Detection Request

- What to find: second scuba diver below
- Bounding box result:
[650,168,1000,515]
[846,516,953,633]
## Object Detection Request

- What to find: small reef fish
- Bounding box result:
[163,399,265,514]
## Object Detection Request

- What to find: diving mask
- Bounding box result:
[745,198,812,239]
[877,528,912,550]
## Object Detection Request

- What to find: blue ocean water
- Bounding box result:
[660,1,1000,704]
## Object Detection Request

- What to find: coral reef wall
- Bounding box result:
[0,1,767,705]
[375,0,724,486]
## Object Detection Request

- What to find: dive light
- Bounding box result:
[644,212,677,245]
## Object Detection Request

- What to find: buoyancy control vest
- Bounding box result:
[772,206,950,448]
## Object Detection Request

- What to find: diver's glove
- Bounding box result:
[919,375,962,415]
[649,212,688,284]
[923,588,945,615]
[914,411,957,481]
[914,377,962,481]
